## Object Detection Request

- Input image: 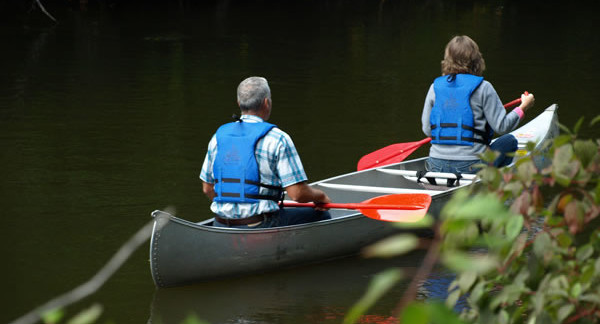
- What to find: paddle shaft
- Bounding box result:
[503,97,521,109]
[282,202,424,210]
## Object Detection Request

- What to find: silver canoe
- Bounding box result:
[149,104,559,287]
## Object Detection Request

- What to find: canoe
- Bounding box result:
[149,104,559,287]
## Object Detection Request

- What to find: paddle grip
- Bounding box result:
[503,91,529,109]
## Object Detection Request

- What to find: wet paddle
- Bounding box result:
[283,193,432,222]
[356,94,526,171]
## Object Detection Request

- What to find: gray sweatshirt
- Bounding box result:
[421,80,521,160]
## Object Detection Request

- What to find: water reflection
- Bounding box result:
[148,253,431,324]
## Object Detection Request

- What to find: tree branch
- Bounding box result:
[8,215,168,324]
[34,0,57,22]
[392,222,442,317]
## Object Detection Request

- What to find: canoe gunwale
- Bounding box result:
[150,209,368,235]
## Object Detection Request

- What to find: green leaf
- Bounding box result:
[517,160,536,186]
[393,213,435,229]
[552,144,579,186]
[596,181,600,204]
[42,308,65,324]
[558,123,573,136]
[573,117,585,135]
[556,233,572,248]
[66,304,103,324]
[533,283,546,314]
[478,167,501,188]
[469,281,486,303]
[504,181,524,197]
[180,314,211,324]
[505,215,524,240]
[590,115,600,126]
[570,283,582,298]
[480,149,499,163]
[457,271,477,292]
[344,268,403,324]
[490,283,529,310]
[581,264,595,284]
[442,251,499,275]
[399,303,430,324]
[580,293,600,303]
[573,139,598,168]
[576,244,594,262]
[553,134,573,148]
[429,302,467,324]
[533,232,552,263]
[498,310,510,324]
[363,234,418,258]
[443,193,511,222]
[557,304,575,323]
[446,289,461,308]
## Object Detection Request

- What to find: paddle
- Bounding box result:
[357,94,526,171]
[283,193,432,222]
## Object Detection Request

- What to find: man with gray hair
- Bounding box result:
[200,76,331,228]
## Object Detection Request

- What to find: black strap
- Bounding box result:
[416,170,437,185]
[216,178,283,202]
[430,124,491,144]
[220,192,281,202]
[415,171,465,187]
[432,135,488,144]
[445,172,463,187]
[216,178,282,191]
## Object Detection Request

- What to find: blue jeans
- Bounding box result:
[212,207,331,229]
[427,134,518,174]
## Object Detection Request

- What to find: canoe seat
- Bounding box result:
[416,182,454,191]
[376,169,475,188]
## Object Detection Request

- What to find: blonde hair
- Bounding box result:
[441,35,486,76]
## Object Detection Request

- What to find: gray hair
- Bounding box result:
[237,76,271,112]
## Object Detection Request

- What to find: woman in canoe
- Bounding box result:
[421,35,535,174]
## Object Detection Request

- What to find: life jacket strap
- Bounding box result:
[430,123,491,144]
[214,178,282,201]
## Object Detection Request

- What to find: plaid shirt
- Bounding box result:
[200,115,308,218]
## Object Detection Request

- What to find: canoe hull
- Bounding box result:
[150,208,439,287]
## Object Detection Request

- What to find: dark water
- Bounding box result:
[2,1,599,323]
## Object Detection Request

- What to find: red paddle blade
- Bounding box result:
[358,194,432,222]
[357,138,432,171]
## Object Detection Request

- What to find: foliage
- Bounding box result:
[347,116,600,323]
[41,304,102,324]
[40,306,210,324]
[344,269,404,324]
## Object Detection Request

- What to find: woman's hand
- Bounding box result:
[520,92,535,112]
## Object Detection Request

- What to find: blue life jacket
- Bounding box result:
[213,120,282,203]
[430,74,492,146]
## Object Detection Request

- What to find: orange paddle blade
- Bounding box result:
[357,138,431,171]
[358,193,432,222]
[282,193,432,222]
